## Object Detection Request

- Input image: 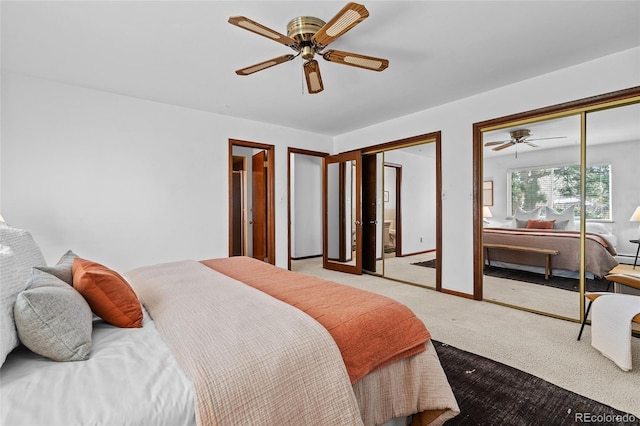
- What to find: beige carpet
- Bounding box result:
[292,258,640,417]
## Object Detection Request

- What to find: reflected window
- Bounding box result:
[508,163,611,220]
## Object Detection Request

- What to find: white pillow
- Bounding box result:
[514,207,541,220]
[545,205,576,230]
[0,245,19,366]
[513,207,541,227]
[0,225,47,366]
[585,222,608,234]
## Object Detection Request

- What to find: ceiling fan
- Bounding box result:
[484,129,567,152]
[228,2,389,94]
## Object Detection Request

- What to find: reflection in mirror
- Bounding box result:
[326,160,356,266]
[482,115,583,319]
[586,103,640,319]
[378,142,438,288]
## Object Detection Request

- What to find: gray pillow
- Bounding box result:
[34,250,78,285]
[14,269,92,362]
[515,218,529,228]
[553,219,570,230]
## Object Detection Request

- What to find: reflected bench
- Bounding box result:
[483,243,560,280]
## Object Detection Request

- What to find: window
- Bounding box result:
[508,163,611,220]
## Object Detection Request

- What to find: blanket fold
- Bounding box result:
[591,294,640,371]
[126,260,363,426]
[202,256,431,384]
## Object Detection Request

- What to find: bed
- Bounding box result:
[483,227,619,279]
[0,223,459,426]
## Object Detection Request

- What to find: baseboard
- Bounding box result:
[398,248,436,258]
[291,254,322,261]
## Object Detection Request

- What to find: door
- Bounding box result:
[232,169,244,256]
[323,151,362,274]
[361,154,378,272]
[252,151,267,261]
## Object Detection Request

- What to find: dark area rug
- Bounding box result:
[412,259,610,292]
[433,340,638,425]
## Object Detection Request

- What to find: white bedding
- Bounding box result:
[0,308,195,426]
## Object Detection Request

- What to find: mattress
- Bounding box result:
[0,308,196,426]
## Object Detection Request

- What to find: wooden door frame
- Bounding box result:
[287,147,328,270]
[228,139,276,265]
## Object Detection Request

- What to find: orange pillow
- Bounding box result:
[526,219,555,230]
[72,258,143,328]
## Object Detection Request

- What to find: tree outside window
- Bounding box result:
[509,163,611,220]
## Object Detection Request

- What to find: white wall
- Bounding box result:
[384,149,437,254]
[334,47,640,295]
[1,72,332,272]
[291,154,322,258]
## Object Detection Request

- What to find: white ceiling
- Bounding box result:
[2,1,640,136]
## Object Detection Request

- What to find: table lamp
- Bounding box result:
[483,206,492,224]
[630,206,640,239]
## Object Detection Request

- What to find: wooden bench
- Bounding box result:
[483,243,560,280]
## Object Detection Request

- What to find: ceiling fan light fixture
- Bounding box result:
[287,16,325,43]
[301,44,315,60]
[229,3,387,93]
[511,129,532,140]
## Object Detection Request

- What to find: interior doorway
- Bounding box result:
[228,139,275,264]
[287,148,328,270]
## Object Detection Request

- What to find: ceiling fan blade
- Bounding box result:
[525,136,568,142]
[484,140,510,147]
[525,142,540,148]
[304,60,324,94]
[229,16,297,48]
[492,142,516,151]
[312,2,369,47]
[235,54,296,76]
[322,50,388,71]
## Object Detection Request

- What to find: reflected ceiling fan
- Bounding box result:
[228,2,389,94]
[484,129,567,152]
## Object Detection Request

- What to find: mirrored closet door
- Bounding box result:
[474,87,640,321]
[321,133,442,290]
[481,115,583,319]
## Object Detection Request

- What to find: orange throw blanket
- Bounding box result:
[201,257,431,384]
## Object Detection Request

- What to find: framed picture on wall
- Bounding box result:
[483,181,493,206]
